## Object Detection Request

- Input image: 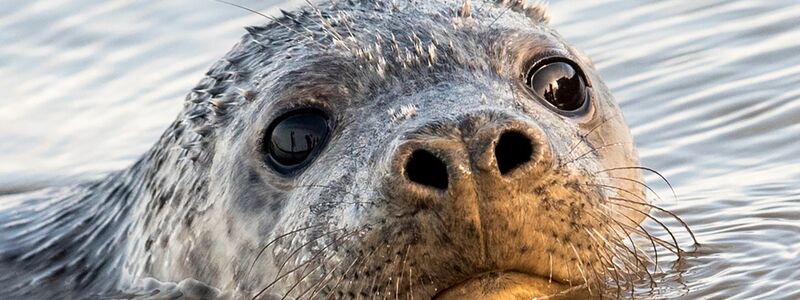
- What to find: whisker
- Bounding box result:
[296,246,357,299]
[582,233,623,295]
[583,212,647,285]
[324,251,371,300]
[607,192,697,245]
[595,166,679,204]
[592,225,655,288]
[590,182,694,247]
[615,206,662,271]
[560,142,627,168]
[213,0,327,49]
[605,202,681,255]
[279,251,333,300]
[597,175,665,203]
[569,244,593,295]
[609,211,661,274]
[247,223,327,279]
[272,228,348,283]
[304,0,346,42]
[549,252,553,283]
[281,226,366,300]
[396,245,411,299]
[564,114,620,159]
[252,228,360,300]
[488,5,513,27]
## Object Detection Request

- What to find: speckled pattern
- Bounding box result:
[0,1,692,299]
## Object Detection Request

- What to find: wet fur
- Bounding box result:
[0,1,694,299]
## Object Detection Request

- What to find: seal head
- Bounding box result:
[0,1,670,299]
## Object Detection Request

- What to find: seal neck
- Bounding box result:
[0,161,146,297]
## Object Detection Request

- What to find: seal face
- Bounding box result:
[0,1,690,299]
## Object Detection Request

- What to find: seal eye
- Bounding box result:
[525,59,588,112]
[264,109,331,173]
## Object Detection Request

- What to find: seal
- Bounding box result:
[0,0,693,299]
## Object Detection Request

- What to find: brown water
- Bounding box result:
[1,1,799,299]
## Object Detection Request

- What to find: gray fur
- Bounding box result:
[0,1,683,299]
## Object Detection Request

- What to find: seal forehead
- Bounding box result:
[177,0,556,125]
[246,1,566,104]
[244,0,552,59]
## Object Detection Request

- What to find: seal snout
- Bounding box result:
[369,114,600,298]
[402,129,537,191]
[405,130,536,190]
[393,117,547,198]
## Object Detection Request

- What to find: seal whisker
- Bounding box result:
[581,232,625,295]
[597,169,696,246]
[279,254,330,300]
[601,204,679,256]
[579,206,664,294]
[559,141,628,168]
[569,244,594,295]
[613,203,663,271]
[251,227,361,300]
[307,243,373,300]
[278,229,362,300]
[548,252,554,283]
[346,242,389,300]
[376,241,406,300]
[588,224,657,290]
[272,227,349,283]
[564,114,621,159]
[213,0,327,49]
[337,245,382,300]
[582,212,647,284]
[363,265,381,300]
[603,210,663,274]
[597,175,666,203]
[595,166,679,204]
[247,223,327,279]
[408,265,415,300]
[613,220,681,258]
[603,189,695,245]
[395,244,412,300]
[253,229,347,299]
[606,199,684,256]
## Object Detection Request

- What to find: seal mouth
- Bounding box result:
[433,271,585,300]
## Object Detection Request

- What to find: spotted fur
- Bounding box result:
[0,1,693,299]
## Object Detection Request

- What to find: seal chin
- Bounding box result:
[434,271,583,300]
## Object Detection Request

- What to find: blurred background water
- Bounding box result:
[1,0,799,299]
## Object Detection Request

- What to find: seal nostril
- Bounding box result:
[405,150,449,190]
[495,131,535,175]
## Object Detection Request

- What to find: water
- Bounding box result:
[1,0,799,299]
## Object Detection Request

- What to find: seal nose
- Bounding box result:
[405,149,449,189]
[494,130,535,175]
[403,130,536,190]
[394,119,545,197]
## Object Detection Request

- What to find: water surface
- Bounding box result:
[1,0,799,299]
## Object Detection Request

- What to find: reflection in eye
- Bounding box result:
[526,61,588,112]
[266,110,330,169]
